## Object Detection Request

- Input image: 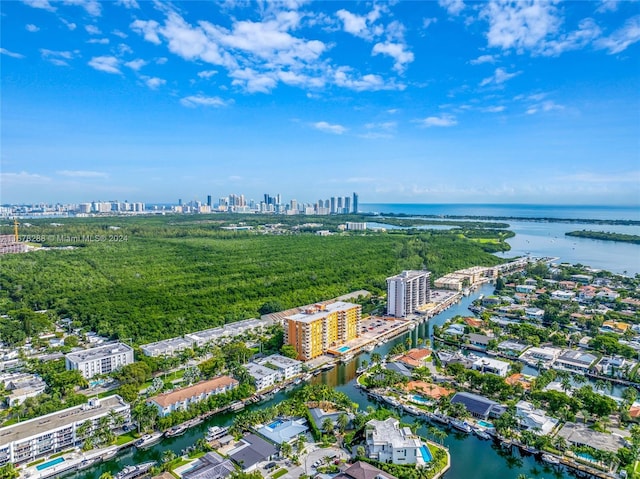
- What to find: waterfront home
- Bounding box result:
[256,418,308,445]
[449,392,504,420]
[578,286,598,302]
[519,346,562,367]
[570,274,593,284]
[335,461,399,479]
[255,354,303,380]
[596,288,620,301]
[405,381,453,400]
[553,350,597,374]
[515,401,558,435]
[385,362,413,378]
[596,356,636,378]
[558,281,577,290]
[395,348,432,369]
[228,433,277,472]
[515,285,536,294]
[472,357,510,377]
[245,362,281,392]
[482,296,501,306]
[465,333,491,349]
[497,340,529,357]
[505,373,532,391]
[443,324,465,336]
[462,317,483,328]
[182,451,235,479]
[557,422,627,454]
[365,418,426,465]
[310,408,354,431]
[147,375,239,417]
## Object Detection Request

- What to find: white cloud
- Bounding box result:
[124,58,147,70]
[198,70,218,79]
[416,114,457,127]
[538,18,602,56]
[116,0,139,8]
[88,38,109,44]
[333,67,401,92]
[372,41,414,73]
[312,121,346,135]
[0,48,25,59]
[230,68,277,93]
[1,171,51,184]
[142,76,166,89]
[85,24,101,35]
[40,49,74,66]
[62,0,101,16]
[180,95,228,107]
[336,6,383,40]
[118,43,133,55]
[596,0,620,13]
[21,0,55,12]
[422,17,437,29]
[470,54,496,65]
[131,19,162,45]
[112,30,128,39]
[526,100,564,114]
[480,67,521,87]
[365,121,396,130]
[595,15,640,54]
[26,24,40,32]
[88,55,121,74]
[482,105,506,113]
[61,19,76,30]
[439,0,465,16]
[57,170,108,178]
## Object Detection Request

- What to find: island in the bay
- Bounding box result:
[0,212,639,479]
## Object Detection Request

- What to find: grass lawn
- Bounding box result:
[116,432,138,445]
[188,451,206,460]
[272,468,288,478]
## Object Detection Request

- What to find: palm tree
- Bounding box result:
[99,473,114,479]
[296,434,306,453]
[337,413,349,433]
[322,418,334,436]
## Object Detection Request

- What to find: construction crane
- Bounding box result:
[13,218,19,241]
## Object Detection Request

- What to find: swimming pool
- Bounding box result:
[576,451,597,462]
[477,420,494,428]
[412,395,429,404]
[268,420,283,429]
[420,445,433,462]
[338,346,350,353]
[36,457,65,471]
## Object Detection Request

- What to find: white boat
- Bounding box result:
[229,401,245,411]
[364,343,375,352]
[207,426,229,440]
[115,461,156,479]
[450,419,472,433]
[101,446,119,460]
[135,432,163,449]
[165,424,188,437]
[473,428,490,440]
[407,322,417,330]
[431,413,449,425]
[76,457,101,470]
[542,453,560,465]
[340,354,354,364]
[320,363,335,371]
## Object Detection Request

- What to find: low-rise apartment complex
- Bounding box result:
[65,342,134,379]
[147,376,239,417]
[284,302,361,361]
[0,395,130,466]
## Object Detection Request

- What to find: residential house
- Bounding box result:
[465,333,491,348]
[365,418,426,465]
[147,376,239,417]
[395,348,431,369]
[334,461,399,479]
[516,401,558,435]
[550,290,575,301]
[228,433,277,472]
[472,357,510,377]
[450,392,504,420]
[519,347,562,368]
[596,288,620,301]
[256,418,308,445]
[553,350,597,374]
[524,308,545,321]
[515,285,536,294]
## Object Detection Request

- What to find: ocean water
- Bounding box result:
[361,203,640,221]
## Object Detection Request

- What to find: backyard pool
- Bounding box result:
[420,445,433,462]
[412,395,430,404]
[268,420,283,429]
[36,457,65,471]
[477,420,494,429]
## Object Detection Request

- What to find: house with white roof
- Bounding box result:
[472,357,510,377]
[366,418,428,466]
[551,291,575,301]
[553,350,597,373]
[516,400,558,435]
[519,347,562,368]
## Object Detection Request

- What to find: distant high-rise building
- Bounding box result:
[337,197,343,211]
[344,197,351,213]
[330,197,336,214]
[207,195,212,207]
[352,192,358,213]
[178,199,183,206]
[386,270,431,317]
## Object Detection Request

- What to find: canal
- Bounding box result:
[70,283,575,479]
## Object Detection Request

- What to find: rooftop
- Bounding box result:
[556,350,597,367]
[366,417,421,450]
[0,395,128,447]
[255,418,308,445]
[256,354,302,370]
[228,433,277,470]
[285,301,359,324]
[557,422,627,453]
[335,461,399,479]
[65,342,132,363]
[148,376,238,408]
[246,362,279,381]
[450,392,498,417]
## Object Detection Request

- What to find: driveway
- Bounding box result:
[303,445,349,475]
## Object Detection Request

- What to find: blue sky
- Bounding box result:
[1,0,639,205]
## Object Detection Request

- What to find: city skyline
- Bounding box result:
[1,1,639,205]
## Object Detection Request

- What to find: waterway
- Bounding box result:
[69,283,576,479]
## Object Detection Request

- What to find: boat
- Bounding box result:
[320,363,334,371]
[364,343,375,352]
[115,461,156,479]
[522,445,539,454]
[302,373,313,381]
[135,432,163,449]
[76,457,100,471]
[101,446,119,460]
[542,453,560,465]
[407,322,417,330]
[340,354,354,364]
[165,424,188,437]
[207,426,229,440]
[431,413,449,425]
[356,366,367,374]
[450,419,472,433]
[402,404,421,416]
[230,401,245,411]
[486,350,498,356]
[473,428,491,440]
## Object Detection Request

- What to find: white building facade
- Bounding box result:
[386,270,431,317]
[365,418,424,465]
[65,342,134,379]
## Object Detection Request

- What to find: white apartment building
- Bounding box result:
[386,270,431,317]
[0,395,130,466]
[255,354,302,380]
[65,342,134,379]
[365,418,425,465]
[245,363,281,391]
[472,357,510,377]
